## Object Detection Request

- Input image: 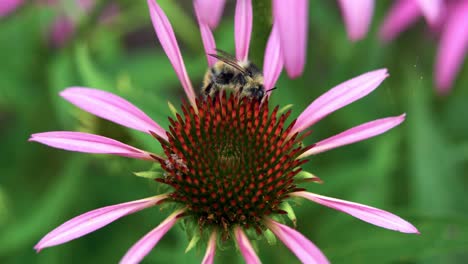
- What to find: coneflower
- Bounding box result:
[380,0,468,94]
[195,0,376,78]
[30,0,418,263]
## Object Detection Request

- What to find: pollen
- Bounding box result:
[153,93,310,235]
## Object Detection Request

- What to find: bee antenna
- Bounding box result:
[266,87,277,93]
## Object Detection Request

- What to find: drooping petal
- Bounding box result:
[34,195,167,252]
[379,0,421,42]
[60,87,167,140]
[234,227,261,264]
[235,0,252,61]
[29,131,155,160]
[119,209,184,264]
[435,1,468,94]
[0,0,23,17]
[300,114,406,157]
[415,0,442,25]
[292,69,388,134]
[263,24,283,92]
[273,0,308,78]
[194,0,226,29]
[265,219,329,264]
[147,0,196,107]
[194,1,217,67]
[292,192,420,234]
[337,0,374,41]
[201,231,217,264]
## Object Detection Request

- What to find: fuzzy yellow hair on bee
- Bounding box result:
[201,49,267,101]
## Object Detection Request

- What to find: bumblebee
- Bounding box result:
[201,50,271,101]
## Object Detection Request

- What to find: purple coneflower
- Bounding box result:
[14,0,118,47]
[273,0,375,78]
[0,0,23,17]
[30,0,418,263]
[379,0,468,94]
[47,0,119,47]
[336,0,375,41]
[0,0,94,46]
[195,0,375,79]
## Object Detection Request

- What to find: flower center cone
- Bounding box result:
[153,92,310,236]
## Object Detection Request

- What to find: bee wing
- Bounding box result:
[207,53,249,75]
[214,49,237,60]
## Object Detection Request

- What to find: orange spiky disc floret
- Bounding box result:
[154,92,310,235]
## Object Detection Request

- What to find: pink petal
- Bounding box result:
[235,0,253,61]
[379,0,421,42]
[194,1,217,67]
[60,87,167,140]
[77,0,95,11]
[301,114,406,157]
[194,0,226,29]
[435,1,468,94]
[265,218,329,264]
[99,3,120,25]
[49,15,75,48]
[34,195,167,252]
[0,0,23,17]
[147,0,196,107]
[292,69,388,134]
[415,0,443,25]
[273,0,308,78]
[263,24,284,92]
[337,0,374,41]
[29,131,154,160]
[292,191,420,234]
[234,227,261,264]
[120,209,183,264]
[201,231,217,264]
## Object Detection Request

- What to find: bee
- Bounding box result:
[201,49,274,101]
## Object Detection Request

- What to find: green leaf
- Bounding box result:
[264,229,277,246]
[295,170,323,184]
[278,104,293,115]
[0,156,88,255]
[325,216,468,263]
[74,43,113,90]
[168,101,179,118]
[406,73,466,214]
[133,170,164,179]
[280,202,297,227]
[185,234,200,253]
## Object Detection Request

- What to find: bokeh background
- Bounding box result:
[1,0,467,263]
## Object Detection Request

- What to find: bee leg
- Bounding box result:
[231,74,246,97]
[203,82,213,98]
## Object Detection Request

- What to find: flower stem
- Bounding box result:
[251,0,272,66]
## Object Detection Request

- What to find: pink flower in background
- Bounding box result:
[379,0,443,41]
[30,0,418,263]
[0,0,97,46]
[196,0,375,79]
[194,0,226,30]
[434,1,468,93]
[380,0,468,94]
[273,0,375,78]
[49,14,76,47]
[337,0,375,41]
[0,0,24,17]
[37,0,118,47]
[273,0,308,78]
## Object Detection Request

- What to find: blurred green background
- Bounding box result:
[1,0,467,263]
